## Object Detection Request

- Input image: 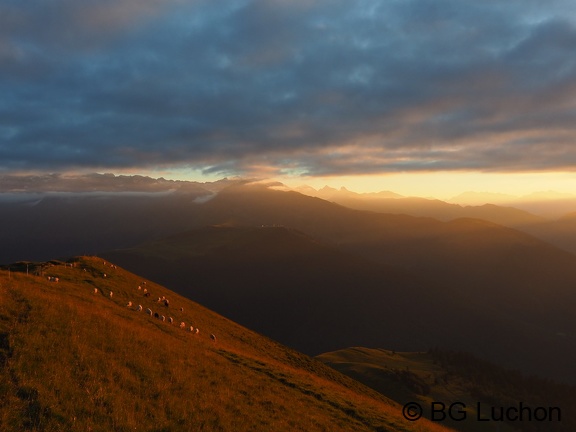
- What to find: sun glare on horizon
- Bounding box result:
[278,171,576,200]
[155,168,576,201]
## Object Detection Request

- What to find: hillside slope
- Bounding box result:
[317,347,576,432]
[103,226,431,355]
[101,197,576,384]
[0,257,451,432]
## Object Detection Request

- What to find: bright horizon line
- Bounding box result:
[3,169,576,202]
[155,169,576,201]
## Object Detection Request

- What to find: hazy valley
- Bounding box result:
[2,178,576,430]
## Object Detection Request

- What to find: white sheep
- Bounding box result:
[210,334,217,342]
[93,288,98,294]
[194,328,199,335]
[179,322,185,329]
[168,317,174,324]
[146,308,152,315]
[138,285,141,290]
[161,315,166,322]
[109,291,113,298]
[137,305,143,312]
[189,325,194,332]
[126,301,132,307]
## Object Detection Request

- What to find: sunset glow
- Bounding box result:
[282,171,576,200]
[2,1,576,199]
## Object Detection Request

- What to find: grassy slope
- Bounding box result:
[318,348,506,432]
[317,347,575,432]
[0,257,452,432]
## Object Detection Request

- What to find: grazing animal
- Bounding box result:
[143,288,147,293]
[161,315,166,322]
[180,322,185,329]
[138,285,141,290]
[103,273,107,278]
[189,326,194,332]
[180,307,184,312]
[137,305,143,311]
[109,291,113,298]
[164,299,170,307]
[126,301,132,307]
[146,308,152,315]
[168,317,173,324]
[93,288,98,294]
[194,328,199,335]
[210,334,217,342]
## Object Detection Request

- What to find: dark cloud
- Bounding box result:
[2,0,576,177]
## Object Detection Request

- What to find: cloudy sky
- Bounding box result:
[2,0,576,196]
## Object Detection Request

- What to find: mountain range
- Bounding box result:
[3,180,576,387]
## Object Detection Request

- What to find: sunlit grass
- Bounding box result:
[0,257,453,431]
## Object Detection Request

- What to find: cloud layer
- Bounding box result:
[2,0,576,177]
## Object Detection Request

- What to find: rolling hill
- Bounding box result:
[102,225,432,355]
[101,218,576,385]
[0,256,452,432]
[300,184,576,257]
[317,347,576,432]
[302,186,546,227]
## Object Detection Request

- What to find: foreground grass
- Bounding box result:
[0,257,452,432]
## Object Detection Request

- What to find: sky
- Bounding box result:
[2,0,576,197]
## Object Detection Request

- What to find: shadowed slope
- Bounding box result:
[0,257,452,432]
[317,347,576,432]
[103,226,431,354]
[102,220,576,385]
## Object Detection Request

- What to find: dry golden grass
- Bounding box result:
[0,257,453,432]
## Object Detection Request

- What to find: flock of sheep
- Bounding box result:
[86,260,217,343]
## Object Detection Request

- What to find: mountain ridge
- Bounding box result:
[101,213,576,384]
